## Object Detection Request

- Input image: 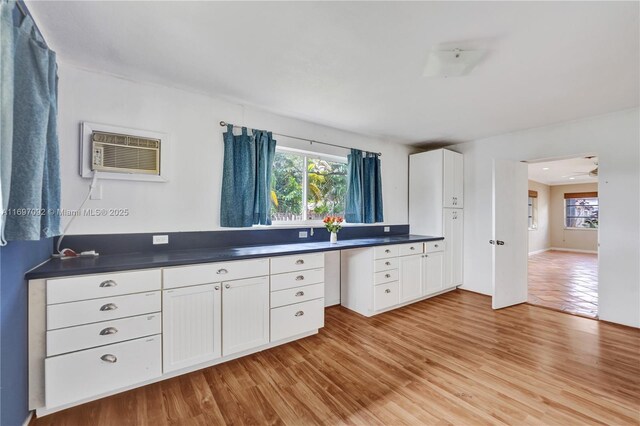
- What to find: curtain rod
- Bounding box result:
[219,121,382,157]
[15,0,48,48]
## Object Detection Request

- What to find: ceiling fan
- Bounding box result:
[565,157,598,178]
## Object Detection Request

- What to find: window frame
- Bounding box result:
[528,196,538,231]
[564,196,599,230]
[270,146,348,226]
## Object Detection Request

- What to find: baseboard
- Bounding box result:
[528,248,550,256]
[23,411,33,426]
[549,247,598,254]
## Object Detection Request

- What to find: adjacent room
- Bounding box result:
[0,2,638,426]
[527,157,600,318]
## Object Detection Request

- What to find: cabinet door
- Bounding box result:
[443,209,463,288]
[453,152,464,208]
[423,252,444,295]
[399,254,423,303]
[222,276,269,356]
[163,283,221,373]
[443,150,456,208]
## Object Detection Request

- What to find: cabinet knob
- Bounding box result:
[99,280,117,288]
[100,354,117,363]
[295,291,304,297]
[295,275,305,281]
[214,285,220,290]
[434,244,439,248]
[99,303,118,311]
[385,261,391,266]
[295,311,304,317]
[385,273,391,278]
[295,259,305,265]
[385,249,391,253]
[225,284,231,289]
[99,327,118,336]
[410,246,415,250]
[385,289,391,294]
[216,268,228,275]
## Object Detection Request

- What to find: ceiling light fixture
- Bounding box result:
[542,167,550,170]
[423,48,486,78]
[569,177,576,180]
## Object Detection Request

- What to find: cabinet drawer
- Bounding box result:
[425,240,445,253]
[163,258,269,289]
[374,269,399,285]
[47,291,161,330]
[374,281,399,311]
[47,270,161,305]
[270,253,324,275]
[271,283,324,308]
[47,313,161,357]
[45,335,161,409]
[374,257,399,272]
[398,243,424,257]
[271,268,324,291]
[271,298,324,342]
[374,245,399,259]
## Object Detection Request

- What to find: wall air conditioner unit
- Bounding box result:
[80,122,170,182]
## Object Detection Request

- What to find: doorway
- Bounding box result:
[526,156,599,318]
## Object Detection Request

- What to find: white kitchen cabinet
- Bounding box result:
[399,254,423,303]
[222,276,270,356]
[443,149,464,208]
[163,283,222,373]
[443,208,463,288]
[423,251,444,295]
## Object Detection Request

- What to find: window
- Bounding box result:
[270,148,348,223]
[565,192,598,229]
[528,196,538,230]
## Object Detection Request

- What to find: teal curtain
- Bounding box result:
[362,152,383,223]
[2,8,61,241]
[345,149,363,223]
[0,0,15,244]
[253,130,276,225]
[220,125,277,227]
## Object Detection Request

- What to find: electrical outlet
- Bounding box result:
[298,231,308,238]
[153,235,169,245]
[90,184,102,200]
[384,226,390,233]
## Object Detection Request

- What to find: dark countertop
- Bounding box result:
[26,234,443,280]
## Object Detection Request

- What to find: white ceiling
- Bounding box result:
[528,156,599,186]
[28,1,639,145]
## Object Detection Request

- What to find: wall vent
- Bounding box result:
[91,131,160,175]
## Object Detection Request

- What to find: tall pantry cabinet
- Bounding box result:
[409,149,463,289]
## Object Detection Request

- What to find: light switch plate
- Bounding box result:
[298,231,308,238]
[153,235,169,245]
[384,226,390,232]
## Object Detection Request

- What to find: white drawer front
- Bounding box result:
[47,291,161,330]
[271,283,324,308]
[45,335,161,409]
[374,257,399,272]
[271,298,324,342]
[425,240,445,253]
[374,269,399,285]
[47,270,161,305]
[47,313,161,357]
[373,245,399,259]
[271,268,324,292]
[398,243,424,257]
[270,253,324,275]
[163,258,269,289]
[374,281,399,311]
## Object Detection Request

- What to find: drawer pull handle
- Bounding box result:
[100,354,117,363]
[295,311,304,317]
[295,275,305,281]
[385,261,391,266]
[100,303,118,311]
[225,284,231,289]
[295,259,305,265]
[99,327,118,336]
[385,289,391,294]
[216,268,228,275]
[385,274,391,278]
[295,291,305,297]
[385,249,391,253]
[99,280,117,288]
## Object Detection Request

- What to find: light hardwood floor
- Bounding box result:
[32,290,640,426]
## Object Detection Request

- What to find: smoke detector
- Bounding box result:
[423,48,485,78]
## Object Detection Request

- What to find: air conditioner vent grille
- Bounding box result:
[91,131,160,175]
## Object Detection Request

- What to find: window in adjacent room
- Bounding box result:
[565,192,599,229]
[528,190,538,230]
[270,148,347,223]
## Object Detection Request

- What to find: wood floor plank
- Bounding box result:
[32,290,640,425]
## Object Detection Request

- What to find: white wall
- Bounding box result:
[550,182,598,252]
[457,108,639,328]
[528,180,551,254]
[57,63,412,234]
